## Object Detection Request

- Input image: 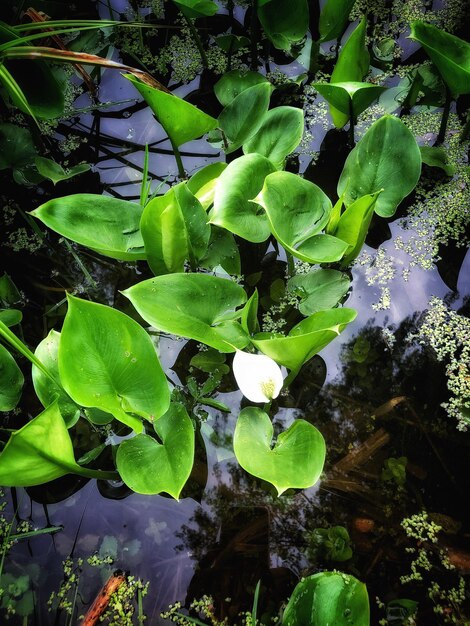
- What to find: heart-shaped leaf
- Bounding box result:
[314,82,385,129]
[31,194,146,261]
[234,407,326,495]
[254,171,349,263]
[0,402,114,486]
[409,21,470,96]
[59,295,170,431]
[337,115,421,217]
[199,226,241,275]
[243,106,304,168]
[32,330,80,427]
[332,191,382,265]
[0,344,24,411]
[141,182,210,275]
[318,0,356,42]
[122,273,249,353]
[171,0,218,18]
[257,0,309,50]
[287,269,350,315]
[187,162,227,209]
[125,74,218,147]
[283,572,370,626]
[218,82,272,153]
[116,402,194,497]
[253,308,357,373]
[210,154,276,242]
[214,70,269,107]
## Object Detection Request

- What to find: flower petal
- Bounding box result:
[233,350,284,403]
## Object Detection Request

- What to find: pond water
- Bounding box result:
[1,0,469,624]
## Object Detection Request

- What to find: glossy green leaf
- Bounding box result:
[0,344,23,411]
[199,226,241,275]
[234,407,326,495]
[409,21,470,96]
[0,273,21,307]
[116,402,194,497]
[171,0,218,18]
[0,309,22,327]
[328,17,370,127]
[241,290,260,335]
[32,330,80,427]
[283,572,370,626]
[337,115,422,217]
[31,194,146,261]
[314,82,385,129]
[253,308,357,373]
[243,106,304,167]
[318,0,356,42]
[210,154,276,242]
[125,74,218,147]
[123,273,249,353]
[0,402,114,486]
[34,156,90,185]
[214,70,269,107]
[190,348,227,373]
[420,146,457,176]
[59,295,170,431]
[187,162,227,209]
[288,270,350,315]
[218,82,272,153]
[141,183,210,275]
[333,191,382,265]
[254,171,348,263]
[257,0,309,50]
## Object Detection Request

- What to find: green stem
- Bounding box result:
[169,137,186,179]
[348,97,355,147]
[182,15,209,69]
[286,251,295,277]
[0,320,59,387]
[436,86,452,145]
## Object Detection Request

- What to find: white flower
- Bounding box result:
[232,350,284,403]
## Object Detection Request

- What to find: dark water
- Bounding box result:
[1,0,469,624]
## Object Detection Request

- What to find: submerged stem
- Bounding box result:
[436,86,452,145]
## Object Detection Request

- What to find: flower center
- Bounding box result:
[260,379,276,400]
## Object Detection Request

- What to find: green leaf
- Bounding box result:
[254,171,348,263]
[190,348,227,373]
[327,17,370,127]
[171,0,218,18]
[116,402,194,497]
[199,226,241,275]
[337,115,422,217]
[333,191,382,265]
[122,274,250,353]
[314,82,385,129]
[257,0,309,51]
[420,146,457,176]
[0,273,21,306]
[318,0,356,42]
[287,270,350,315]
[0,402,114,486]
[199,397,231,412]
[124,74,218,147]
[0,344,24,411]
[0,309,22,327]
[141,183,210,275]
[214,70,269,107]
[283,572,370,626]
[187,162,228,209]
[215,34,250,53]
[218,82,272,153]
[409,21,470,96]
[234,407,326,495]
[243,106,304,167]
[209,154,276,242]
[241,290,260,335]
[0,122,38,180]
[31,194,146,261]
[58,295,170,431]
[32,330,80,427]
[252,308,357,373]
[34,157,90,185]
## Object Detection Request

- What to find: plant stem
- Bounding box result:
[348,97,355,147]
[459,112,470,143]
[436,86,452,145]
[169,138,186,179]
[182,15,209,70]
[286,252,295,277]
